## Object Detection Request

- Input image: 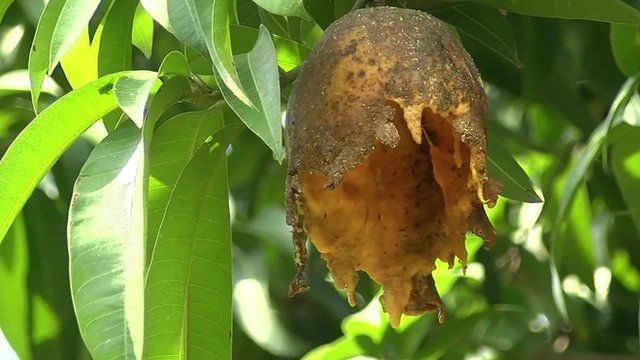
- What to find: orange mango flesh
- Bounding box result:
[300,105,475,327]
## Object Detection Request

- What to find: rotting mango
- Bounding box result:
[285,6,501,328]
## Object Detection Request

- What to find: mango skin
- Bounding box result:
[285,7,499,327]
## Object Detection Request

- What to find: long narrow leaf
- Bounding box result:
[147,107,224,266]
[144,125,242,359]
[0,72,137,244]
[28,0,101,110]
[217,25,284,162]
[68,121,145,360]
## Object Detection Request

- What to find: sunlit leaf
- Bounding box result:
[487,133,542,203]
[147,107,224,266]
[60,28,97,89]
[29,0,102,111]
[611,23,640,77]
[612,124,640,235]
[0,72,136,244]
[0,70,62,97]
[132,3,154,59]
[114,71,159,127]
[477,0,640,25]
[252,0,310,20]
[143,124,242,359]
[68,121,145,360]
[217,25,285,162]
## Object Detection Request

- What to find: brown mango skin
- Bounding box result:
[285,7,499,327]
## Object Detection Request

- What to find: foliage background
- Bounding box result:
[0,0,639,359]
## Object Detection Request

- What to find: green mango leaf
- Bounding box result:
[216,25,285,162]
[477,0,640,25]
[147,107,224,266]
[0,72,136,244]
[140,0,252,105]
[434,2,521,67]
[68,121,145,360]
[0,0,15,25]
[98,0,137,77]
[212,0,253,106]
[114,71,159,127]
[143,124,242,359]
[612,124,640,236]
[230,24,311,71]
[140,0,210,56]
[251,0,310,20]
[487,133,542,203]
[0,215,30,360]
[611,23,640,76]
[60,26,99,90]
[132,3,154,59]
[28,0,102,111]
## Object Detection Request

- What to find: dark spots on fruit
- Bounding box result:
[358,70,366,78]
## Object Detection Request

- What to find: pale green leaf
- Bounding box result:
[69,121,145,360]
[60,28,97,89]
[147,107,224,267]
[477,0,640,25]
[143,125,242,359]
[216,25,285,162]
[132,3,154,59]
[140,0,210,56]
[0,72,136,244]
[29,0,101,110]
[114,71,159,127]
[487,133,541,203]
[251,0,310,20]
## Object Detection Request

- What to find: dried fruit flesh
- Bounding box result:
[285,7,499,327]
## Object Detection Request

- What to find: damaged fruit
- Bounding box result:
[285,6,500,328]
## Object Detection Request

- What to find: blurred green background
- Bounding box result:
[1,0,640,359]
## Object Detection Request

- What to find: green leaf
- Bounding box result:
[216,25,285,162]
[0,215,31,360]
[212,0,253,106]
[477,0,640,25]
[132,3,154,59]
[230,24,311,71]
[487,133,541,203]
[147,107,224,267]
[612,124,640,236]
[0,0,15,25]
[434,2,521,67]
[0,72,135,244]
[143,125,242,359]
[60,27,98,90]
[68,121,145,360]
[611,23,640,76]
[29,0,102,111]
[114,71,159,127]
[140,0,210,56]
[98,0,137,76]
[251,0,310,20]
